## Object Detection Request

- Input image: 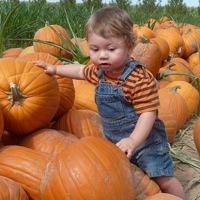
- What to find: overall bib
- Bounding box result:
[95,60,174,177]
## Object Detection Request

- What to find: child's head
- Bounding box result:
[85,7,135,47]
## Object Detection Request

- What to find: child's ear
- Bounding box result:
[128,42,134,55]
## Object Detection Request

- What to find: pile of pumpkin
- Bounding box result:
[0,16,199,200]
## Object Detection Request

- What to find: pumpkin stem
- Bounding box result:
[5,82,28,107]
[168,85,181,93]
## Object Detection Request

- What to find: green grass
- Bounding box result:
[0,1,199,53]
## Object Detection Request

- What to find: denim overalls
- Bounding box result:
[95,59,174,178]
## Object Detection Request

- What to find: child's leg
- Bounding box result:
[152,176,185,200]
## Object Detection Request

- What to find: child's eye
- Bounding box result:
[108,48,115,51]
[90,48,98,52]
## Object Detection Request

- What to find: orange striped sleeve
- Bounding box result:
[83,64,99,84]
[123,67,160,114]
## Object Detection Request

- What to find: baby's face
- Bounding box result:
[87,33,132,74]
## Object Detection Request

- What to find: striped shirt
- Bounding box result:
[83,63,160,115]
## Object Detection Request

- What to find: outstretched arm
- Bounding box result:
[116,111,157,158]
[33,60,86,80]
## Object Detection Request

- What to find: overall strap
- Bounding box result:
[119,60,142,81]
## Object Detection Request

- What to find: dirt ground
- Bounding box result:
[171,114,200,200]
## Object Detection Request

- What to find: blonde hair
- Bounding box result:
[85,7,136,46]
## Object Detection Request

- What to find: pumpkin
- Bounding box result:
[0,57,60,135]
[0,145,52,200]
[158,58,191,83]
[19,52,75,120]
[166,81,200,119]
[19,128,78,155]
[130,164,161,199]
[133,26,156,43]
[73,79,97,112]
[158,86,188,130]
[193,118,200,154]
[40,136,136,199]
[0,106,4,141]
[186,52,200,70]
[1,47,23,58]
[155,27,185,58]
[18,45,34,57]
[145,193,183,200]
[33,22,72,60]
[181,28,199,58]
[0,175,29,200]
[131,35,162,77]
[158,107,178,143]
[52,108,105,139]
[151,37,170,62]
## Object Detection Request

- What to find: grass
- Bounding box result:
[0,1,199,53]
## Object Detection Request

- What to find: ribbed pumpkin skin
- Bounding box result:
[2,47,23,58]
[19,52,75,121]
[0,175,29,200]
[130,164,161,200]
[193,118,200,154]
[158,107,178,143]
[73,79,98,112]
[0,145,52,200]
[0,107,3,141]
[158,87,188,130]
[33,24,72,60]
[41,137,136,200]
[145,193,183,200]
[52,109,105,139]
[19,128,78,155]
[0,57,60,135]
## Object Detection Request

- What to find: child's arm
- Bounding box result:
[116,110,157,158]
[33,60,86,80]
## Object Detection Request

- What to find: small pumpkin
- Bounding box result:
[33,22,72,60]
[0,175,29,200]
[0,57,60,135]
[0,106,4,141]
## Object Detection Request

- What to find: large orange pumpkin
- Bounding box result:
[19,52,75,120]
[0,145,52,200]
[0,57,60,135]
[33,23,72,60]
[40,136,136,200]
[0,175,29,200]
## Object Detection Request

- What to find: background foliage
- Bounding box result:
[0,0,199,50]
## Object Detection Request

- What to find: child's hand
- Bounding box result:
[33,60,56,75]
[116,137,137,159]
